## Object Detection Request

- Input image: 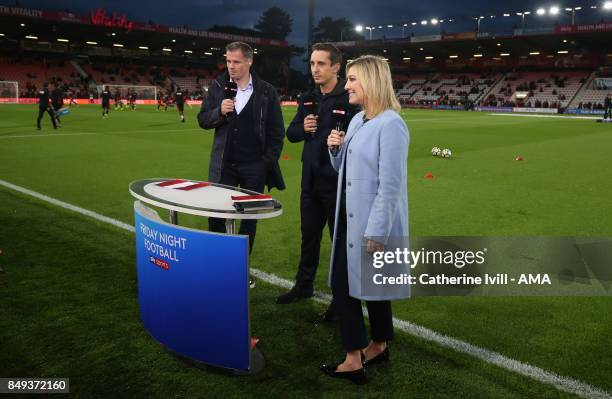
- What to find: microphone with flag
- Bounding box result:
[330,105,348,156]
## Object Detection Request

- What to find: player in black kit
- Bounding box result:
[129,91,137,110]
[174,87,185,122]
[37,83,57,130]
[101,86,111,118]
[162,93,169,111]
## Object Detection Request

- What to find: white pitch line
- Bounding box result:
[489,113,600,120]
[0,128,203,139]
[0,133,97,139]
[114,128,203,134]
[0,178,610,399]
[0,179,134,232]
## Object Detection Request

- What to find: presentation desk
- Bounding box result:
[129,178,283,374]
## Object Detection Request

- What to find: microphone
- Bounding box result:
[223,80,237,117]
[224,80,238,100]
[302,94,318,116]
[330,105,348,156]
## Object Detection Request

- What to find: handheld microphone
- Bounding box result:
[302,94,319,116]
[330,105,348,156]
[223,80,237,117]
[224,81,238,100]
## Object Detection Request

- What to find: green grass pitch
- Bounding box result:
[0,103,611,398]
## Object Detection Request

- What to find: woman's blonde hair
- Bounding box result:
[346,55,401,116]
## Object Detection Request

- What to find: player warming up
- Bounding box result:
[174,87,186,122]
[101,86,111,118]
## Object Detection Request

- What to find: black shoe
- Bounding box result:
[320,363,366,385]
[363,347,390,368]
[276,285,313,304]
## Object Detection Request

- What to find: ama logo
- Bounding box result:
[518,274,551,284]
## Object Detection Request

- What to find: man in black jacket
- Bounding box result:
[197,41,285,256]
[36,83,57,131]
[276,43,358,319]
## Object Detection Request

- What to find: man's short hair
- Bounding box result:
[226,41,253,60]
[311,42,342,65]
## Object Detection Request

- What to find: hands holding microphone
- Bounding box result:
[303,114,318,133]
[327,129,345,155]
[220,98,235,116]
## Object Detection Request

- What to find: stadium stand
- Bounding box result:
[0,55,89,98]
[396,74,431,104]
[575,70,612,110]
[479,71,590,108]
[397,72,502,107]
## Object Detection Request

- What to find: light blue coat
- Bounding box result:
[329,109,410,301]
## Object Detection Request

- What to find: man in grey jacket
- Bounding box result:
[197,41,285,256]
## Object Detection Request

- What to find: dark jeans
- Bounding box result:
[208,160,266,254]
[294,181,336,291]
[331,194,394,352]
[37,107,56,129]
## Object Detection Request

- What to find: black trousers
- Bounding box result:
[208,160,266,254]
[331,194,394,352]
[605,106,611,119]
[294,181,336,291]
[37,107,56,129]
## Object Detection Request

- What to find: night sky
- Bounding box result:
[6,0,606,45]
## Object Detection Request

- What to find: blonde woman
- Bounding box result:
[322,55,410,384]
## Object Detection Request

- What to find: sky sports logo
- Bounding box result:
[149,256,170,270]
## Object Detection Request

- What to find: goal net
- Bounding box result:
[0,81,19,104]
[96,84,158,101]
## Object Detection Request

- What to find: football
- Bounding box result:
[432,146,441,156]
[442,148,452,158]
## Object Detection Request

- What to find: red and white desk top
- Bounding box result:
[129,178,283,220]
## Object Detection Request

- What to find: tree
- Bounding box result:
[254,7,293,40]
[312,17,364,43]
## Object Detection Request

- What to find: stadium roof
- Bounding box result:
[335,23,612,66]
[0,5,289,60]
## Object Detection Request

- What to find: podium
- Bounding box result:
[128,178,282,374]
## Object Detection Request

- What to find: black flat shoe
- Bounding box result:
[320,363,366,385]
[363,347,390,367]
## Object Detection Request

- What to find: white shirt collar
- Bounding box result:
[231,74,253,91]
